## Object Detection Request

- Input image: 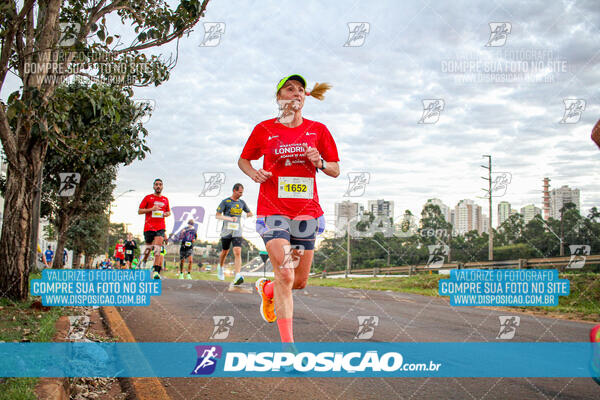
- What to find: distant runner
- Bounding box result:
[44,246,54,268]
[215,183,254,284]
[124,233,137,269]
[178,219,197,279]
[114,239,125,269]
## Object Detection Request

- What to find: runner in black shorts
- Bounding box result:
[138,179,171,279]
[216,183,254,284]
[178,219,197,279]
[124,233,137,269]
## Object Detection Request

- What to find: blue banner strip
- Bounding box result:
[0,342,597,378]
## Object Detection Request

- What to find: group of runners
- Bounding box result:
[135,74,340,345]
[111,233,139,269]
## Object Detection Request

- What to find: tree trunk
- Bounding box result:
[52,212,72,269]
[0,142,45,300]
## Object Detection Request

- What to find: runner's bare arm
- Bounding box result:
[303,144,340,178]
[238,158,272,183]
[216,212,236,222]
[138,205,159,214]
[320,161,340,178]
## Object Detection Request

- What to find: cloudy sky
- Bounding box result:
[8,0,600,247]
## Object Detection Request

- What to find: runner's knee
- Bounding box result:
[277,270,294,288]
[292,279,307,290]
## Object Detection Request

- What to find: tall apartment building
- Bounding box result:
[454,199,483,235]
[335,201,362,232]
[520,204,542,224]
[549,185,580,219]
[497,201,511,227]
[367,199,394,220]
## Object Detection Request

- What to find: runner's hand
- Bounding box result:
[303,144,320,167]
[253,168,272,183]
[231,217,238,222]
[151,205,160,211]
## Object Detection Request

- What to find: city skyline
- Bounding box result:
[5,0,596,249]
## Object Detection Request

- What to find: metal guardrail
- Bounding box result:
[313,255,600,277]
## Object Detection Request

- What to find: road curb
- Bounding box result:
[101,306,172,400]
[34,315,70,400]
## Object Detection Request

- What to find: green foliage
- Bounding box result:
[315,207,600,271]
[493,243,538,260]
[66,213,109,264]
[40,81,150,265]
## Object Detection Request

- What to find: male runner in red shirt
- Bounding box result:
[138,179,171,279]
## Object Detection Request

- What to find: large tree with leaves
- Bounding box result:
[41,81,150,268]
[0,0,211,299]
[65,212,109,267]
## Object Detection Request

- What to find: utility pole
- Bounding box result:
[559,207,564,256]
[481,155,493,260]
[339,201,353,278]
[346,210,351,278]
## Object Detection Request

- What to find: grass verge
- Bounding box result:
[307,272,600,321]
[0,273,64,400]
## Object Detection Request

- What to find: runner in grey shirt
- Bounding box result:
[216,183,254,284]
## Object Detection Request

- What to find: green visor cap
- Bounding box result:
[276,74,306,92]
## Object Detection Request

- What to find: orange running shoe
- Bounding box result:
[255,278,276,323]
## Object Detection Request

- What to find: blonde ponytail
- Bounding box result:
[306,82,332,100]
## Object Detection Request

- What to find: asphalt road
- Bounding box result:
[117,278,599,400]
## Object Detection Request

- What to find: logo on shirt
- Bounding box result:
[306,132,316,136]
[268,135,279,141]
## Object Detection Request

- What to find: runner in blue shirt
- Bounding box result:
[44,246,54,268]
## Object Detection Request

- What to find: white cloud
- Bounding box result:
[52,0,599,240]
